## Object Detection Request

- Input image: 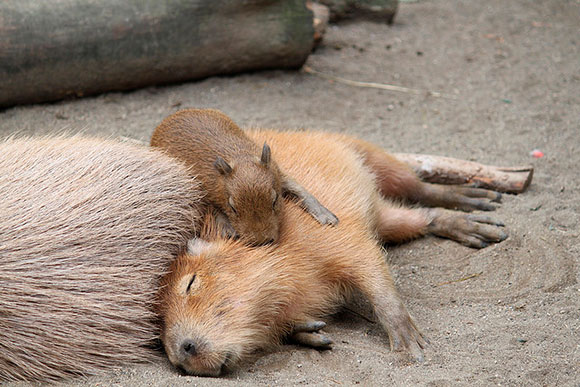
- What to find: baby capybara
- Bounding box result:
[150,108,338,245]
[0,136,201,382]
[159,125,507,376]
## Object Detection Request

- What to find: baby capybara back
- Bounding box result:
[0,136,201,382]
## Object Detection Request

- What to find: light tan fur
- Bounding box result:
[0,136,201,382]
[158,128,507,376]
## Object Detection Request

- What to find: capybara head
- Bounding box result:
[214,142,283,246]
[158,237,289,376]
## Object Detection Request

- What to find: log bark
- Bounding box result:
[394,153,533,194]
[0,0,314,108]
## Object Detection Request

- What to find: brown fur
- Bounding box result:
[150,109,337,246]
[0,136,201,382]
[158,128,508,376]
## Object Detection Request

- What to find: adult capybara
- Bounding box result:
[150,109,338,245]
[0,136,201,382]
[159,126,508,376]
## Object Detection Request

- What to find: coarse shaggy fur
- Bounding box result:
[0,136,201,382]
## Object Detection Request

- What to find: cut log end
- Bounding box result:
[393,153,534,194]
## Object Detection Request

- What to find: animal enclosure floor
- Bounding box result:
[1,0,578,385]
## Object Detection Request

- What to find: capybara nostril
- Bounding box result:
[181,340,197,356]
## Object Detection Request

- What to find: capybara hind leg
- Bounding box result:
[349,138,426,200]
[376,201,508,248]
[349,138,502,211]
[376,202,432,244]
[412,183,502,212]
[350,250,427,361]
[426,208,508,248]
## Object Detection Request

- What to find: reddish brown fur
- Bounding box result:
[159,128,507,376]
[0,136,201,382]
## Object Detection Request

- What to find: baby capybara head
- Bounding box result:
[214,142,283,246]
[158,238,287,376]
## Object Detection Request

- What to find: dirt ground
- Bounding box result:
[2,0,579,386]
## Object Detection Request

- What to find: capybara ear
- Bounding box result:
[260,142,271,166]
[214,156,233,175]
[186,238,214,256]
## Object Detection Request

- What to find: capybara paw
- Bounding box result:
[427,208,508,248]
[421,184,502,212]
[452,187,502,212]
[312,205,339,226]
[387,318,428,362]
[214,211,238,239]
[291,331,333,349]
[290,320,333,349]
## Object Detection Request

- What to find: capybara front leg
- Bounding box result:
[213,210,238,239]
[281,175,339,226]
[353,254,428,361]
[290,320,333,349]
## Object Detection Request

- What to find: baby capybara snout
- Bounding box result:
[221,159,283,245]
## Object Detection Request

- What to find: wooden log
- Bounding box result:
[394,153,534,194]
[317,0,398,23]
[0,0,314,108]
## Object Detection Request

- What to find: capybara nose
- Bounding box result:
[181,339,197,356]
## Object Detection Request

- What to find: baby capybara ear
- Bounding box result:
[260,142,271,166]
[214,156,233,175]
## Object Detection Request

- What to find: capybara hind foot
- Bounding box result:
[290,321,333,349]
[415,183,502,212]
[427,208,508,248]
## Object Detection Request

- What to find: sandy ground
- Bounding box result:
[2,0,579,385]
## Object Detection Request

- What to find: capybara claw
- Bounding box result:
[314,207,339,226]
[291,332,333,349]
[293,320,327,332]
[291,320,333,349]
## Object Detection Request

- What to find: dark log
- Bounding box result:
[394,153,534,194]
[317,0,398,23]
[0,0,314,108]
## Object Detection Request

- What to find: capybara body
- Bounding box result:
[159,128,507,376]
[0,136,201,382]
[150,109,338,245]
